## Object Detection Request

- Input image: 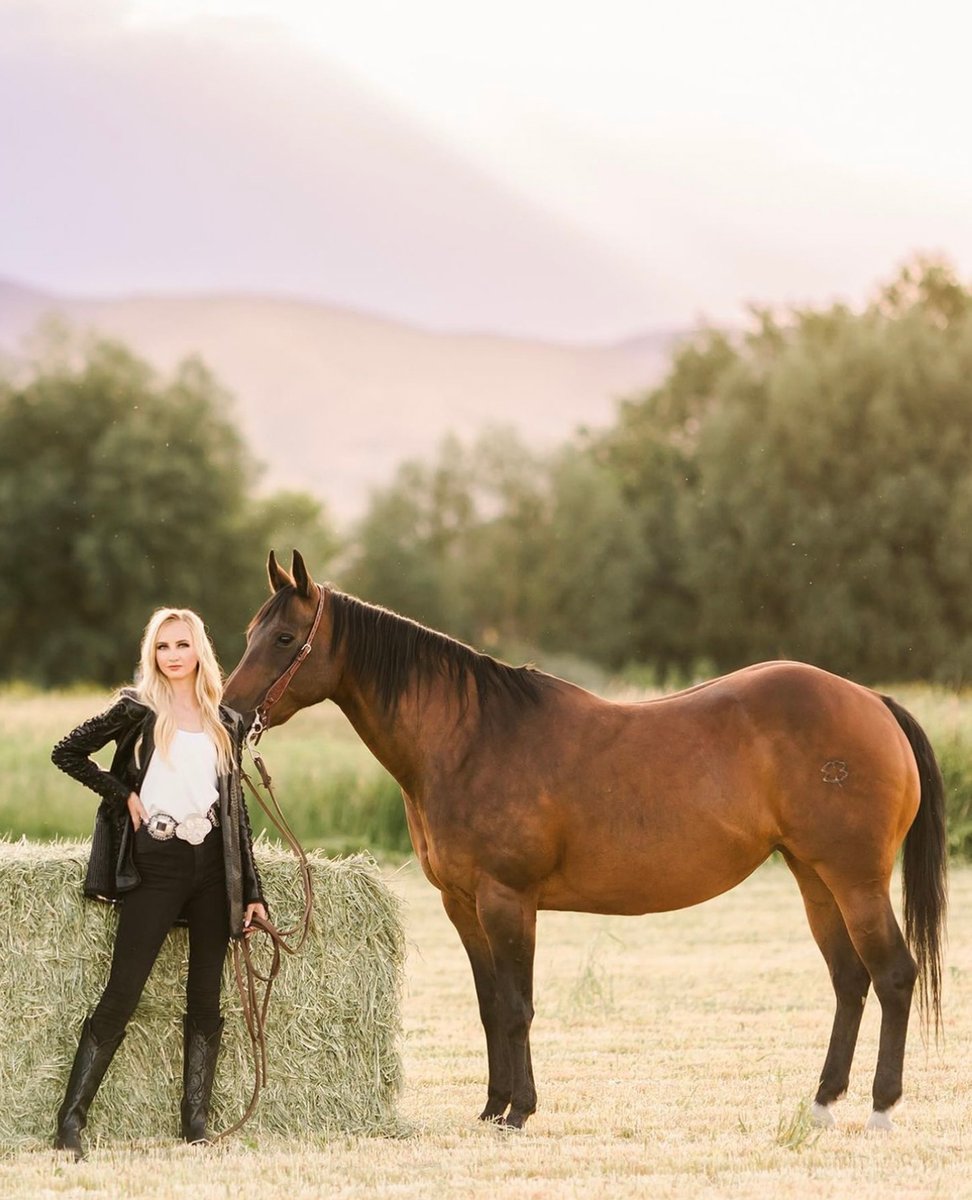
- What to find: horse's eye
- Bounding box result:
[277,633,295,647]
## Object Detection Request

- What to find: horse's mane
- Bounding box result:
[326,589,545,719]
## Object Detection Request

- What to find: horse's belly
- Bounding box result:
[536,840,771,915]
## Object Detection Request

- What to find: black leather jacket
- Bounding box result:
[51,690,264,938]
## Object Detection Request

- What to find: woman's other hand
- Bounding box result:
[127,791,149,830]
[243,902,268,935]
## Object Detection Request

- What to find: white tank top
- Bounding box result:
[140,729,219,822]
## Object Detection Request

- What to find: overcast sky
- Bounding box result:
[3,0,971,338]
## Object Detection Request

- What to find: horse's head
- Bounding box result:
[223,549,338,728]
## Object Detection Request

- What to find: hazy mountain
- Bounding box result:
[0,281,678,519]
[0,9,684,512]
[0,280,57,329]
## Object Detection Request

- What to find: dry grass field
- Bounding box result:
[2,859,971,1199]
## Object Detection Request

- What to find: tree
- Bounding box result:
[330,256,972,684]
[344,433,481,641]
[346,429,642,667]
[593,331,736,672]
[251,491,340,583]
[606,258,972,682]
[0,331,336,685]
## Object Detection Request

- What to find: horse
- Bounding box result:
[223,550,947,1132]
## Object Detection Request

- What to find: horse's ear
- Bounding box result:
[291,549,314,599]
[267,550,293,593]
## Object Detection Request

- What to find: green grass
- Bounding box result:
[0,689,409,854]
[5,682,972,857]
[888,684,972,857]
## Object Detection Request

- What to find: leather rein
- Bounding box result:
[214,584,325,1139]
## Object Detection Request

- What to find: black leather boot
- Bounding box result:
[180,1015,224,1143]
[54,1018,125,1159]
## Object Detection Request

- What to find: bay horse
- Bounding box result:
[224,551,947,1132]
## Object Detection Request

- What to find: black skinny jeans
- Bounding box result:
[90,825,229,1040]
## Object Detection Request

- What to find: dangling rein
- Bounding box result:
[214,585,326,1140]
[211,742,313,1140]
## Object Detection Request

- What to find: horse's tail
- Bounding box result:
[881,694,948,1035]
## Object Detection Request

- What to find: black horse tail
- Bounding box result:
[881,694,948,1035]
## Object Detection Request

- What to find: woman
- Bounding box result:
[50,607,267,1157]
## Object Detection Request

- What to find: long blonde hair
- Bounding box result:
[134,608,234,773]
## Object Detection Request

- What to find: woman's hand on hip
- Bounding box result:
[127,791,149,830]
[243,902,268,935]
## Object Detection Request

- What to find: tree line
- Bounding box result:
[344,259,972,685]
[3,259,972,688]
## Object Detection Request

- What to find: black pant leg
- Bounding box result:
[90,830,191,1040]
[183,836,230,1029]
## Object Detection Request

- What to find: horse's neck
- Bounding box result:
[333,673,456,792]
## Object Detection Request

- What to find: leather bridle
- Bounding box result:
[214,581,325,1140]
[247,582,327,746]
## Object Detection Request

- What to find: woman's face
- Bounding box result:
[155,619,199,683]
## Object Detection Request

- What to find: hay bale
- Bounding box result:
[0,838,404,1150]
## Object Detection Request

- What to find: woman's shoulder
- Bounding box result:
[98,688,155,733]
[52,688,152,760]
[115,687,151,714]
[218,703,247,734]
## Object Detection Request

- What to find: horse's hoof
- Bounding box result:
[501,1111,529,1131]
[866,1109,894,1132]
[810,1102,836,1129]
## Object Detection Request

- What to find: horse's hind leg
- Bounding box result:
[824,878,917,1130]
[783,852,871,1127]
[441,892,513,1122]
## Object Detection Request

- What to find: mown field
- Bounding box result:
[1,861,971,1198]
[3,685,972,1197]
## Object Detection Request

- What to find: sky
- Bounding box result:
[3,0,972,339]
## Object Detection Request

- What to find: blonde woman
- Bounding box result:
[50,608,267,1158]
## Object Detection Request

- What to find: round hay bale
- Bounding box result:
[0,838,404,1150]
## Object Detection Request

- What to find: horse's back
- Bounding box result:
[614,660,918,843]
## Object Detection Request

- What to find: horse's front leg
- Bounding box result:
[441,892,512,1122]
[474,878,538,1129]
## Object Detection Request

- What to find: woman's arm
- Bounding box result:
[230,714,267,909]
[51,699,138,808]
[238,789,267,908]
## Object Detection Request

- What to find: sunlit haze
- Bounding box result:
[4,0,972,336]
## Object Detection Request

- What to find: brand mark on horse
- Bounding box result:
[821,760,849,784]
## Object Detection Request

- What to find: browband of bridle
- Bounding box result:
[248,582,327,745]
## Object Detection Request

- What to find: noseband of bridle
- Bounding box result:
[248,582,327,745]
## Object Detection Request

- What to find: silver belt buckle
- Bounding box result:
[146,812,178,841]
[176,814,212,845]
[145,805,218,844]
